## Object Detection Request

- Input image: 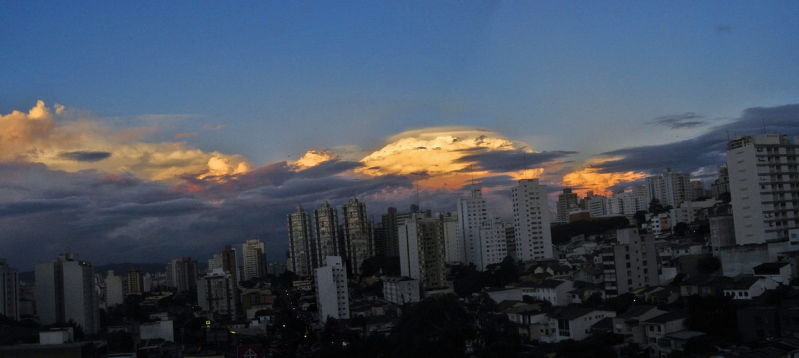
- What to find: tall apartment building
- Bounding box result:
[208,254,223,271]
[727,134,799,243]
[341,197,374,275]
[504,226,517,259]
[105,270,124,306]
[221,245,238,287]
[381,207,399,257]
[398,213,448,290]
[600,228,658,297]
[477,217,509,270]
[457,184,488,266]
[166,257,199,292]
[609,190,647,216]
[127,267,145,295]
[0,258,19,320]
[711,166,730,199]
[586,195,609,218]
[287,205,314,277]
[314,201,341,264]
[512,179,553,261]
[35,253,99,334]
[556,188,580,222]
[315,256,349,322]
[242,239,267,281]
[442,211,462,264]
[197,268,237,317]
[645,169,692,208]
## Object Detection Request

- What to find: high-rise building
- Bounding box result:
[381,207,399,257]
[556,188,580,222]
[442,211,462,264]
[504,226,517,260]
[314,201,341,264]
[221,245,238,286]
[127,267,145,295]
[105,270,124,306]
[477,217,509,270]
[457,184,488,266]
[315,256,349,322]
[512,179,553,261]
[242,239,267,281]
[711,166,730,199]
[398,213,447,290]
[0,258,19,320]
[197,268,238,317]
[586,195,609,218]
[341,197,374,275]
[727,134,799,244]
[645,168,692,208]
[287,205,314,277]
[166,257,199,292]
[207,254,223,272]
[599,228,659,297]
[35,253,99,334]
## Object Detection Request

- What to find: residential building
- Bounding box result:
[586,195,609,218]
[442,211,462,264]
[315,256,349,322]
[381,207,399,257]
[612,305,666,346]
[556,188,580,222]
[601,228,659,297]
[35,253,99,334]
[645,168,692,208]
[382,276,420,304]
[457,183,488,266]
[197,268,237,318]
[287,204,314,277]
[0,258,19,320]
[313,201,341,266]
[221,245,238,287]
[105,270,124,307]
[126,267,145,295]
[711,166,730,199]
[207,253,223,271]
[512,179,553,261]
[722,276,779,300]
[642,310,689,357]
[476,216,509,270]
[398,213,448,290]
[505,226,517,261]
[542,307,617,343]
[166,257,199,292]
[519,279,574,306]
[341,197,374,275]
[726,134,799,244]
[242,239,267,281]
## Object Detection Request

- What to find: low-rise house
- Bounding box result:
[679,274,731,298]
[652,331,707,358]
[642,311,689,357]
[382,276,421,304]
[520,280,574,306]
[612,305,666,346]
[485,287,523,304]
[649,286,681,305]
[574,266,604,284]
[753,262,792,284]
[723,276,779,300]
[568,281,604,304]
[541,307,617,343]
[501,303,550,341]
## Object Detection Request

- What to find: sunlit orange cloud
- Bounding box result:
[561,159,646,196]
[292,150,338,169]
[203,124,225,130]
[174,132,198,138]
[0,101,250,183]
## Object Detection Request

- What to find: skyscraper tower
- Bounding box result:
[0,258,19,320]
[242,239,267,281]
[314,201,341,265]
[512,179,553,261]
[457,184,488,266]
[35,253,99,334]
[341,197,373,275]
[287,205,314,277]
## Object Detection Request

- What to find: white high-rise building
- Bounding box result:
[314,201,340,266]
[287,205,314,277]
[315,256,349,322]
[208,254,223,272]
[35,253,99,334]
[457,184,488,266]
[556,188,580,222]
[442,211,462,264]
[727,134,799,244]
[512,179,553,261]
[0,258,19,320]
[586,195,609,218]
[341,197,373,275]
[197,268,237,317]
[105,270,124,307]
[477,217,509,270]
[398,213,448,290]
[241,239,267,281]
[645,169,692,208]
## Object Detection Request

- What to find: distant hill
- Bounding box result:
[19,262,170,283]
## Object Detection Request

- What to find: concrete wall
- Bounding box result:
[720,244,770,277]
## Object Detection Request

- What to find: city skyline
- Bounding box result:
[2,2,799,269]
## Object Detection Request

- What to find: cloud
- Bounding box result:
[716,24,733,33]
[57,151,112,162]
[593,104,799,177]
[455,149,577,173]
[651,112,707,129]
[174,132,198,138]
[203,124,225,130]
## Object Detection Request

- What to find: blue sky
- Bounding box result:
[1,1,798,269]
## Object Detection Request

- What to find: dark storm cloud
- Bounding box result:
[455,149,577,172]
[595,104,799,175]
[651,112,707,129]
[0,197,86,217]
[57,151,112,162]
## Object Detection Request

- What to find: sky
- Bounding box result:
[2,1,799,270]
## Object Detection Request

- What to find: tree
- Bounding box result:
[585,292,604,307]
[648,199,663,214]
[390,294,475,357]
[360,255,401,277]
[697,255,721,274]
[633,210,648,226]
[673,222,689,236]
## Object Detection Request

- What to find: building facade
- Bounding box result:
[341,197,373,275]
[512,179,553,261]
[477,216,509,271]
[127,267,145,295]
[556,188,580,222]
[287,205,315,277]
[314,201,341,266]
[315,256,349,322]
[601,228,659,297]
[166,257,199,292]
[398,213,448,290]
[35,253,99,334]
[645,168,692,208]
[0,258,19,320]
[197,268,238,318]
[457,184,488,266]
[242,239,267,281]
